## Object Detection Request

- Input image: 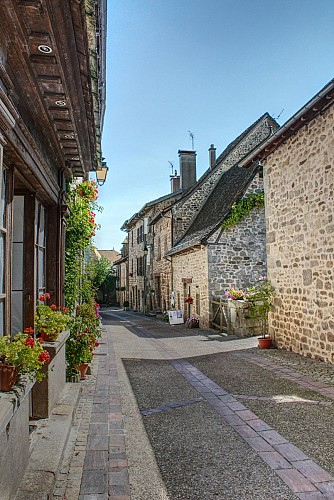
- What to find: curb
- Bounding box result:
[15,383,82,500]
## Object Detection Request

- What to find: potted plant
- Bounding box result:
[186,316,199,328]
[246,279,275,348]
[0,333,51,391]
[225,286,247,301]
[34,292,71,342]
[66,300,102,380]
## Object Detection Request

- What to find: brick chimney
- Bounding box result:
[209,144,216,169]
[170,169,180,193]
[178,150,196,191]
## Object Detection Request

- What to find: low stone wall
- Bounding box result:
[31,329,69,418]
[226,300,262,337]
[0,378,34,499]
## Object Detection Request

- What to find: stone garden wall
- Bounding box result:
[265,105,334,362]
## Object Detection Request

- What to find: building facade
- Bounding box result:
[241,79,334,362]
[0,1,106,497]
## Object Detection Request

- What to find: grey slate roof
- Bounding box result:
[167,162,259,255]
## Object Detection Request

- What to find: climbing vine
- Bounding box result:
[64,179,102,312]
[222,191,264,230]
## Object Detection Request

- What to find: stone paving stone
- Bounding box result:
[292,460,334,483]
[235,409,258,420]
[247,418,272,432]
[276,469,318,493]
[225,401,247,411]
[89,423,109,435]
[83,450,108,470]
[244,436,275,453]
[314,481,334,496]
[109,484,131,496]
[90,412,108,423]
[223,413,245,426]
[80,470,108,495]
[259,429,289,445]
[259,451,293,470]
[79,495,109,500]
[233,425,258,439]
[87,434,109,451]
[109,468,129,485]
[296,493,326,500]
[274,443,309,462]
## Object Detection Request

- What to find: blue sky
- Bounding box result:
[93,0,334,252]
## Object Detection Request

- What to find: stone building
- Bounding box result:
[240,79,334,362]
[114,237,129,307]
[121,188,183,312]
[0,1,106,497]
[167,114,278,327]
[122,113,279,328]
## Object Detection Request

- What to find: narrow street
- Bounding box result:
[53,309,334,500]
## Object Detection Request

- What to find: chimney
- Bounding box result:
[209,144,216,169]
[170,169,180,193]
[178,150,196,191]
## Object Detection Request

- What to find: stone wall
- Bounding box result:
[172,246,209,327]
[265,105,334,362]
[151,211,173,311]
[172,115,276,242]
[207,205,266,297]
[207,171,266,295]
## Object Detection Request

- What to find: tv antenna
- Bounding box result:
[273,108,284,120]
[188,131,194,150]
[168,161,174,174]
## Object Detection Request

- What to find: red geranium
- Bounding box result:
[38,351,51,363]
[25,337,35,348]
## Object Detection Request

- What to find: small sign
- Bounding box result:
[168,310,184,325]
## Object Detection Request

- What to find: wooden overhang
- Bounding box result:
[0,0,105,190]
[239,79,334,169]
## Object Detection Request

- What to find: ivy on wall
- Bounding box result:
[222,191,264,230]
[64,180,102,312]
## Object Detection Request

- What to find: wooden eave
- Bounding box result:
[0,0,102,182]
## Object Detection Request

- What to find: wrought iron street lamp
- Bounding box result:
[96,161,109,186]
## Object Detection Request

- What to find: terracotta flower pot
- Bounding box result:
[0,364,19,391]
[76,363,89,380]
[40,330,57,342]
[258,337,272,349]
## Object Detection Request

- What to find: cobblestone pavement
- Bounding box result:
[53,309,334,499]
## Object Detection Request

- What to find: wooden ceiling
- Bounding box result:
[1,0,103,180]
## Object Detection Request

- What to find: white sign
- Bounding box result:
[168,310,184,325]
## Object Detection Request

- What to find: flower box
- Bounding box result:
[0,377,34,498]
[31,329,70,418]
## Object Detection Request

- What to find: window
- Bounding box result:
[136,256,144,276]
[137,225,143,244]
[0,164,6,335]
[12,195,24,334]
[35,202,46,300]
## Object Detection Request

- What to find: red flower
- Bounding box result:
[24,327,34,334]
[38,338,44,343]
[95,341,99,347]
[38,351,51,363]
[39,292,51,301]
[25,337,35,348]
[50,304,57,311]
[63,307,69,313]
